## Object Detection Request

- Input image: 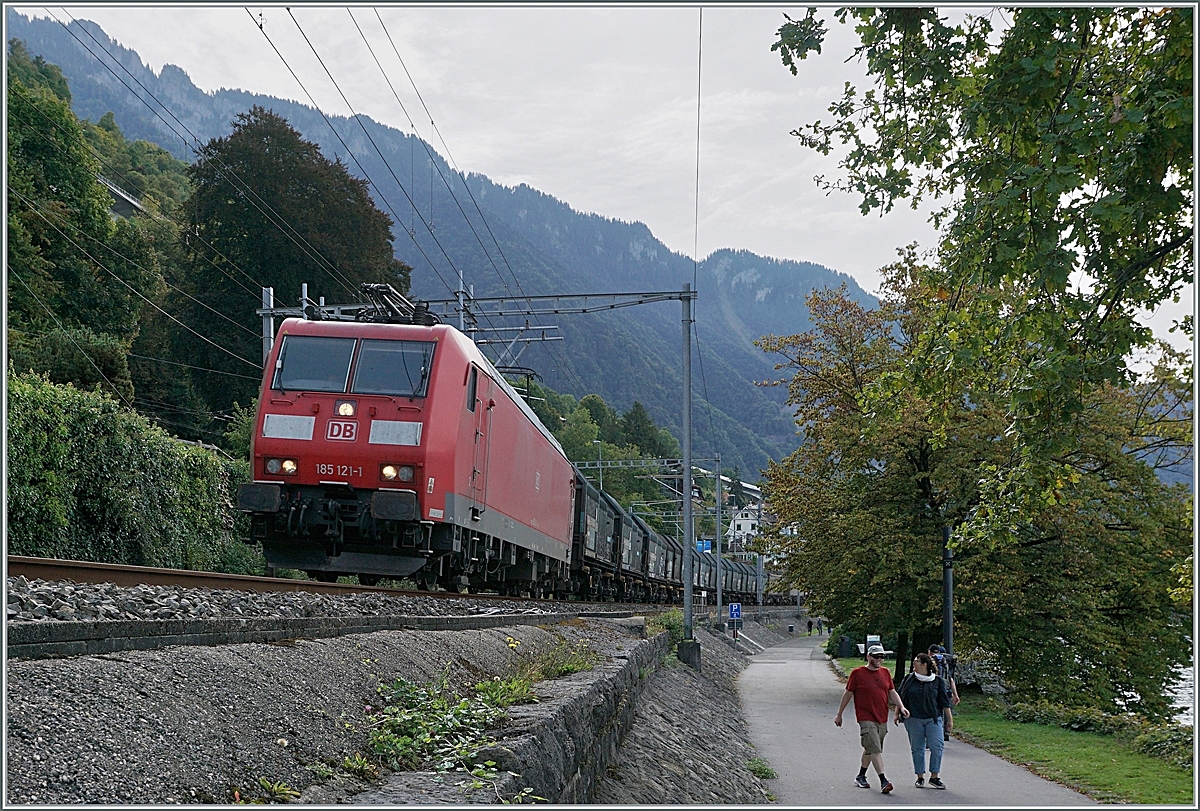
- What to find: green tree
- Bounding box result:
[7,40,162,403]
[727,466,748,510]
[759,263,1191,717]
[773,7,1193,543]
[580,393,621,444]
[177,106,413,418]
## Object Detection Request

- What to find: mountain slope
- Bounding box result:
[7,10,879,473]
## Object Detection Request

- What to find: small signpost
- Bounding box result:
[728,603,743,638]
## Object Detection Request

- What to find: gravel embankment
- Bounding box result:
[5,575,586,623]
[6,577,793,804]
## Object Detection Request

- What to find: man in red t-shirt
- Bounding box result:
[835,644,909,794]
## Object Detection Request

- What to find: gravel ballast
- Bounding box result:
[5,577,793,804]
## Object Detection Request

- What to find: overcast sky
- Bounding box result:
[20,5,1193,356]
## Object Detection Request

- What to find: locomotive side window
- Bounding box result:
[466,366,478,412]
[352,340,435,397]
[272,336,356,392]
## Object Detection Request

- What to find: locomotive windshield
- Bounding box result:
[272,336,355,392]
[351,340,435,397]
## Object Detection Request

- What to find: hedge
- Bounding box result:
[1005,700,1193,771]
[7,371,262,575]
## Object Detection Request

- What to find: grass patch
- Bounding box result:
[952,692,1193,804]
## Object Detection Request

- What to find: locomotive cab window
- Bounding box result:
[351,340,435,397]
[272,336,355,392]
[466,366,478,412]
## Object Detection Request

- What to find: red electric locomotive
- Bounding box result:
[236,306,575,593]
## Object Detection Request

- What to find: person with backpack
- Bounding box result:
[896,652,953,789]
[929,644,960,741]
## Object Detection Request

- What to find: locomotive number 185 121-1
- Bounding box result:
[316,463,363,477]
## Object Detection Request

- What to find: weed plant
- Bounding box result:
[746,757,777,779]
[648,609,685,651]
[368,673,503,772]
[518,639,599,680]
[474,675,538,708]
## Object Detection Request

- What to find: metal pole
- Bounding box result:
[457,267,465,331]
[943,525,954,655]
[682,284,694,640]
[261,287,275,364]
[715,453,722,625]
[756,553,764,608]
[593,440,603,491]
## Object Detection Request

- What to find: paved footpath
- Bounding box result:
[738,633,1095,806]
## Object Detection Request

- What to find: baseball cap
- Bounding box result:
[929,644,946,653]
[866,644,886,657]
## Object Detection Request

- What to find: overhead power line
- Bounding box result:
[48,8,362,298]
[365,8,590,397]
[9,188,260,369]
[8,81,264,299]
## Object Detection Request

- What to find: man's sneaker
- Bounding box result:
[929,777,946,790]
[854,775,870,789]
[915,776,925,788]
[880,781,894,794]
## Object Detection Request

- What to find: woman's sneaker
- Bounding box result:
[915,776,925,788]
[854,775,870,789]
[929,777,946,790]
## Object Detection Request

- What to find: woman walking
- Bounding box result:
[895,652,953,789]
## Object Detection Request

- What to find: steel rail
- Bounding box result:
[5,555,547,602]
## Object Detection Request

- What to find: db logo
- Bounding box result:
[326,420,358,441]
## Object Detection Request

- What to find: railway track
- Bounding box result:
[5,555,553,602]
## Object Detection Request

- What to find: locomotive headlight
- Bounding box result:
[266,458,281,474]
[280,459,298,475]
[381,464,415,482]
[335,399,357,417]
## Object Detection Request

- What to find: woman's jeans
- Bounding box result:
[904,716,944,775]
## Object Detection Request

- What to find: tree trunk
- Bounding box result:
[894,630,910,681]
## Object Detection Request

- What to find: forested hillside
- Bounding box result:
[6,9,879,473]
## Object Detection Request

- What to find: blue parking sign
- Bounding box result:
[729,603,742,619]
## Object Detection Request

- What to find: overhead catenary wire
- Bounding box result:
[48,8,362,299]
[269,9,535,368]
[366,8,590,398]
[348,10,513,300]
[252,9,461,304]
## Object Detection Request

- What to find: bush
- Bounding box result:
[648,608,685,651]
[1133,724,1194,771]
[7,371,260,573]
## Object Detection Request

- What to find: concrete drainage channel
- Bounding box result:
[5,614,672,804]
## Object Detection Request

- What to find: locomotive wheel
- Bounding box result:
[357,574,381,587]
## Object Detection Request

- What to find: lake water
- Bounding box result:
[1169,666,1193,725]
